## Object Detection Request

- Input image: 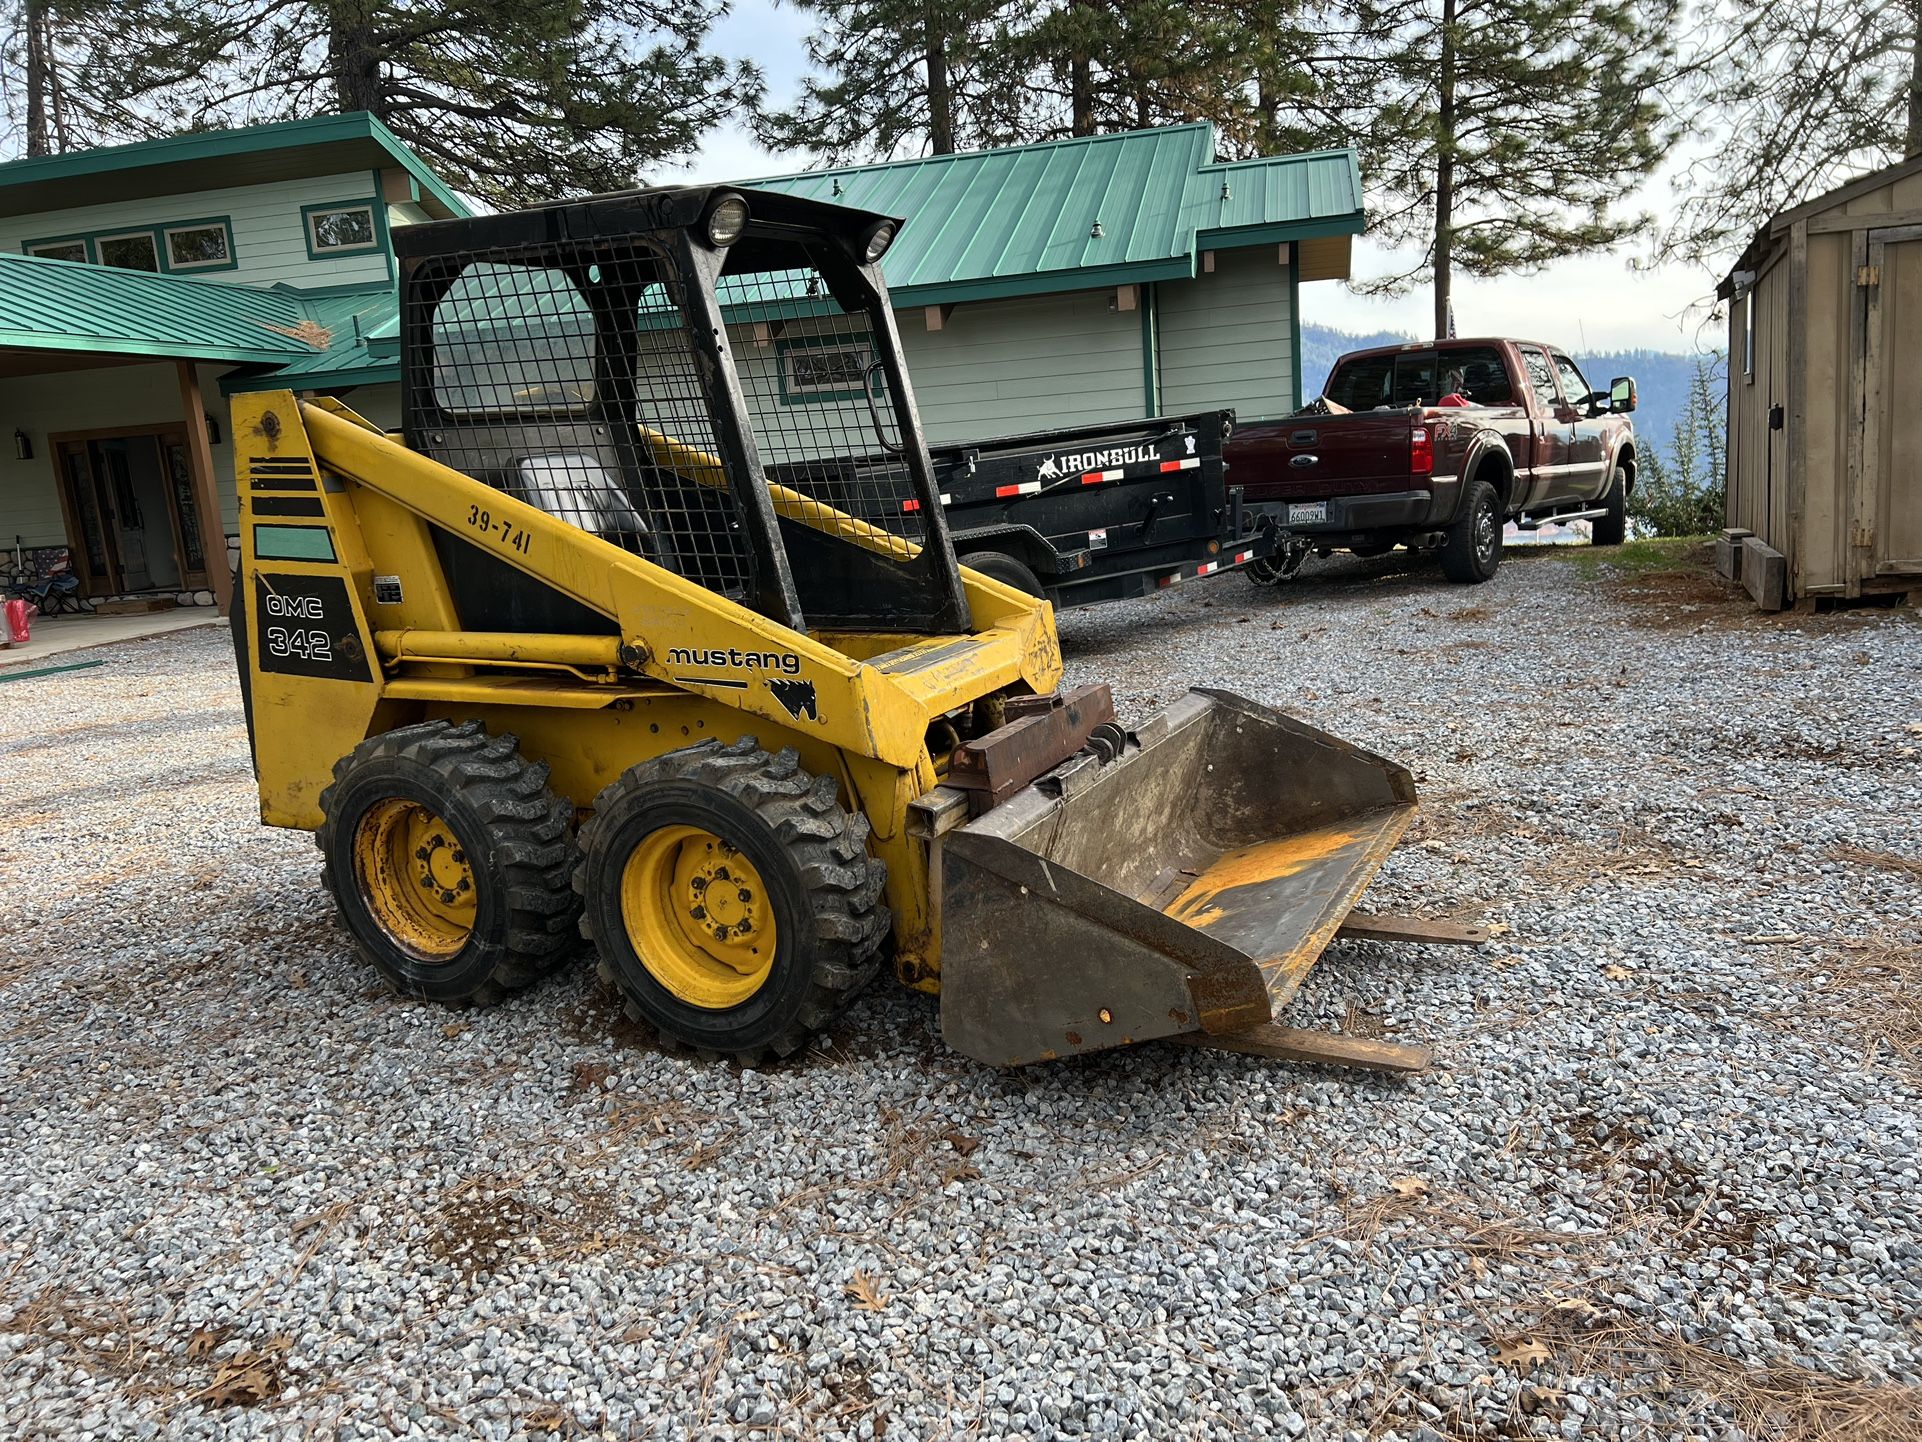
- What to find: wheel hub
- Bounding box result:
[354,799,476,961]
[622,825,778,1009]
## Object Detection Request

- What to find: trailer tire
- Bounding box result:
[1439,477,1503,583]
[578,738,889,1064]
[317,721,581,1007]
[959,550,1044,598]
[1591,464,1628,546]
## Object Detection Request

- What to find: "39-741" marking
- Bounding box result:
[465,503,532,556]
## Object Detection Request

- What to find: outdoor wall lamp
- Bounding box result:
[13,429,30,461]
[205,411,222,445]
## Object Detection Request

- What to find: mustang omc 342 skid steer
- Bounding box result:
[230,186,1479,1069]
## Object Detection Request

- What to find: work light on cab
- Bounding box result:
[862,221,896,264]
[705,195,749,247]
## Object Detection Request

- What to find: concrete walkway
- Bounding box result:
[0,608,223,669]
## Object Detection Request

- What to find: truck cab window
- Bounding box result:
[1552,353,1592,409]
[1440,345,1514,404]
[1520,347,1562,413]
[1325,352,1437,409]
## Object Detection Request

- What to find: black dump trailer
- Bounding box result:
[911,411,1280,608]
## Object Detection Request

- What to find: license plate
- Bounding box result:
[1288,501,1329,524]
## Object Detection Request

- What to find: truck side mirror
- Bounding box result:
[1609,376,1637,414]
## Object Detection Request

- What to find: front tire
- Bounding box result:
[1591,464,1628,546]
[317,721,581,1005]
[578,738,889,1063]
[1439,477,1503,584]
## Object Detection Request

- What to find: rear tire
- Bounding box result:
[317,721,581,1006]
[959,550,1044,598]
[1591,464,1628,546]
[578,738,889,1063]
[1439,477,1503,584]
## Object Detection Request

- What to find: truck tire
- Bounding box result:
[577,738,889,1063]
[317,721,581,1006]
[1591,464,1628,546]
[1439,477,1503,584]
[959,550,1044,598]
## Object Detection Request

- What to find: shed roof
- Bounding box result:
[741,124,1363,304]
[0,112,470,221]
[1719,151,1922,296]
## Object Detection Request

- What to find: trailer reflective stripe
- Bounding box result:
[1229,549,1253,565]
[1080,468,1124,484]
[995,481,1043,498]
[901,494,953,512]
[1196,560,1220,576]
[1158,458,1200,473]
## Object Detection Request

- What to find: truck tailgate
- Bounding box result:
[1232,413,1414,502]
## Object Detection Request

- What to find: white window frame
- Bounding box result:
[780,340,874,400]
[1742,293,1756,382]
[95,230,161,272]
[163,221,233,271]
[26,238,90,263]
[305,203,381,256]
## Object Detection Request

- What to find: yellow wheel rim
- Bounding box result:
[353,798,477,961]
[620,825,777,1010]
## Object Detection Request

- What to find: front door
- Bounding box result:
[1860,226,1922,582]
[1516,345,1574,507]
[1551,350,1611,496]
[53,430,210,595]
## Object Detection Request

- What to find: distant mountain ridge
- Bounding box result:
[1298,322,1706,467]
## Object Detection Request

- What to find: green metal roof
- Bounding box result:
[0,250,401,390]
[741,124,1362,305]
[0,112,470,221]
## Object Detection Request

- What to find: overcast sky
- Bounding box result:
[679,0,1729,357]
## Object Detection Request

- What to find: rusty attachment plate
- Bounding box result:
[946,683,1115,815]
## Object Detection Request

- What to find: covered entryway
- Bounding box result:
[53,426,213,596]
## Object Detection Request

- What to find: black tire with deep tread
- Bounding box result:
[576,737,889,1064]
[316,720,580,1006]
[1439,476,1503,584]
[1591,464,1629,547]
[959,550,1045,598]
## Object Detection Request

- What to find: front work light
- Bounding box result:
[706,196,750,247]
[862,221,896,264]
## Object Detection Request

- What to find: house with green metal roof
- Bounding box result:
[0,114,1360,618]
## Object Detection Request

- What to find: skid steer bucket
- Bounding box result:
[938,689,1419,1066]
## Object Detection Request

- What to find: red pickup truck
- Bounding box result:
[1229,338,1639,583]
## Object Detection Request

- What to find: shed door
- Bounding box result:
[1861,226,1922,579]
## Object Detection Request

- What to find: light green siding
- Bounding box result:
[1155,247,1296,423]
[896,290,1145,443]
[0,171,395,290]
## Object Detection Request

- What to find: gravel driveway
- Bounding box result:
[3,544,1919,1441]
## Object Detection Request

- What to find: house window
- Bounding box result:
[1742,293,1755,380]
[26,237,88,263]
[779,339,874,401]
[97,232,160,272]
[305,202,380,256]
[164,220,234,270]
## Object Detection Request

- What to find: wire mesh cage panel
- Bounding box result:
[715,269,922,553]
[404,225,958,629]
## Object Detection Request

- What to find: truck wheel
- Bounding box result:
[1439,477,1503,583]
[577,738,889,1063]
[317,721,581,1006]
[1591,465,1628,546]
[959,550,1044,598]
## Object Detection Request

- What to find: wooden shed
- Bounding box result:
[1718,154,1922,609]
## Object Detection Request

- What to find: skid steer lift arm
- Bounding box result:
[232,182,1464,1068]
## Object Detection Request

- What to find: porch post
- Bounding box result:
[175,360,234,616]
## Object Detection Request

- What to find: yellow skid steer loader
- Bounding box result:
[231,186,1477,1068]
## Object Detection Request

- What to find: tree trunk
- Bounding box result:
[328,1,384,117]
[1909,0,1922,155]
[1433,0,1458,341]
[926,11,954,154]
[1070,0,1093,135]
[24,1,47,157]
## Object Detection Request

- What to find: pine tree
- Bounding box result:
[1661,0,1922,263]
[1337,0,1677,338]
[15,0,761,204]
[754,0,1033,162]
[1629,353,1726,536]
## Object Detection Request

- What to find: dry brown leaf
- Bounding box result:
[1604,964,1635,981]
[942,1131,980,1157]
[443,1022,468,1040]
[1494,1337,1554,1369]
[1389,1175,1429,1199]
[845,1270,888,1312]
[185,1328,221,1362]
